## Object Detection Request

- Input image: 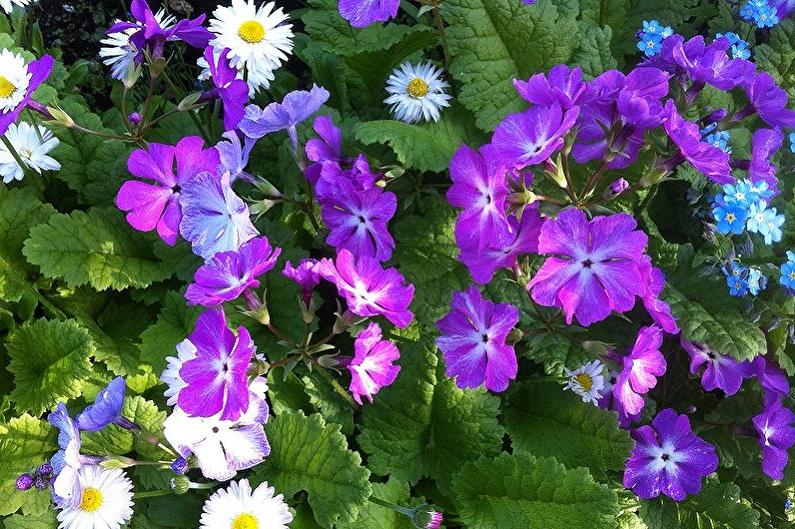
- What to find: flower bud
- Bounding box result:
[127,112,142,126]
[15,473,33,491]
[46,106,75,128]
[170,475,190,495]
[36,463,53,476]
[33,475,48,490]
[603,178,629,199]
[171,456,189,475]
[411,506,443,529]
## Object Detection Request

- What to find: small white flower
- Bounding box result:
[55,466,134,529]
[563,360,606,405]
[0,122,61,183]
[99,28,138,81]
[0,0,32,15]
[208,0,293,94]
[200,479,292,529]
[384,61,452,123]
[160,338,198,406]
[0,49,31,113]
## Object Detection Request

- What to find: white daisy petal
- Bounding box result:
[0,0,32,15]
[200,479,292,529]
[563,360,606,405]
[0,122,60,183]
[384,61,451,124]
[56,466,134,529]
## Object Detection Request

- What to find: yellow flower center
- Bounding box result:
[574,373,593,392]
[0,76,15,99]
[406,77,429,98]
[238,20,266,44]
[232,513,259,529]
[79,487,103,513]
[726,213,735,222]
[789,272,795,280]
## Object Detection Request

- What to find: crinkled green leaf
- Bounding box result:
[574,26,618,79]
[2,511,58,529]
[442,0,579,130]
[336,479,415,529]
[6,318,94,415]
[0,414,56,516]
[451,453,620,529]
[753,19,795,101]
[504,381,633,480]
[138,292,201,373]
[250,411,371,529]
[301,372,354,435]
[82,395,168,460]
[358,340,504,494]
[23,208,171,292]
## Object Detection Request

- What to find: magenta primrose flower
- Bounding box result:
[663,100,732,184]
[639,257,679,335]
[435,285,520,392]
[177,308,256,421]
[305,114,342,185]
[116,136,220,245]
[490,104,579,170]
[613,326,666,417]
[201,47,249,131]
[753,398,795,480]
[342,322,401,404]
[317,249,414,328]
[623,408,719,501]
[0,54,53,135]
[527,208,650,327]
[513,65,595,109]
[283,259,321,306]
[338,0,400,28]
[749,127,784,195]
[185,236,281,306]
[681,338,754,396]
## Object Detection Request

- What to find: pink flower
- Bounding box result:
[613,326,666,417]
[344,323,400,404]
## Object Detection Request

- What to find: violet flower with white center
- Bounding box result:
[341,322,400,404]
[185,236,281,307]
[316,249,414,328]
[681,338,754,396]
[623,408,718,501]
[176,308,256,421]
[435,285,520,392]
[613,326,666,417]
[753,398,795,480]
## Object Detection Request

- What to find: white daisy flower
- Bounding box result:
[99,28,138,81]
[160,338,198,406]
[208,0,293,94]
[563,360,606,405]
[55,466,133,529]
[384,62,452,123]
[0,122,61,183]
[200,479,292,529]
[0,0,32,15]
[0,49,31,113]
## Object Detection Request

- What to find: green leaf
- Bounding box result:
[752,19,795,101]
[0,186,55,302]
[451,453,619,529]
[355,104,486,172]
[638,477,760,529]
[2,511,58,529]
[0,414,57,516]
[301,372,354,435]
[442,0,579,130]
[82,396,168,460]
[6,319,94,415]
[250,411,371,528]
[23,208,172,292]
[336,479,416,529]
[358,340,504,494]
[138,292,201,373]
[574,26,619,79]
[503,381,633,480]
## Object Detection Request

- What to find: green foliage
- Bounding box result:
[251,411,371,529]
[574,26,619,78]
[138,292,201,372]
[335,479,416,529]
[442,0,579,130]
[82,396,168,460]
[358,340,504,494]
[6,318,94,415]
[503,381,633,480]
[451,453,620,529]
[755,19,795,100]
[23,208,172,292]
[0,414,56,516]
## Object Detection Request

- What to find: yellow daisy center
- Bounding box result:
[726,213,735,222]
[79,487,103,513]
[574,373,593,392]
[406,77,429,98]
[0,76,15,99]
[789,272,795,280]
[232,513,259,529]
[238,20,266,44]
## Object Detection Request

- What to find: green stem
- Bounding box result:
[369,495,414,517]
[133,489,173,499]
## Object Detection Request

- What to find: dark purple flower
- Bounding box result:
[338,0,400,28]
[127,112,142,125]
[317,249,414,328]
[639,258,679,334]
[754,356,790,401]
[202,47,249,131]
[446,144,512,250]
[343,322,400,404]
[319,176,397,262]
[37,463,53,476]
[513,65,594,109]
[0,54,53,135]
[613,326,666,417]
[663,100,732,184]
[113,0,211,59]
[75,376,127,432]
[745,72,795,129]
[171,456,188,475]
[177,308,256,421]
[749,127,784,195]
[185,236,281,306]
[458,205,543,284]
[490,104,579,169]
[681,338,753,396]
[623,408,718,501]
[652,35,755,91]
[572,99,645,169]
[239,85,330,149]
[753,398,795,480]
[436,285,520,392]
[305,115,342,185]
[15,473,33,491]
[527,209,649,327]
[617,67,670,128]
[283,259,321,306]
[116,136,220,245]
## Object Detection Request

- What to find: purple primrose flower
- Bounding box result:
[613,326,666,417]
[338,0,400,28]
[753,398,795,480]
[240,84,329,149]
[681,338,754,396]
[344,322,401,404]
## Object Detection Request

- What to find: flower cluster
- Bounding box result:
[636,20,673,57]
[741,0,781,27]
